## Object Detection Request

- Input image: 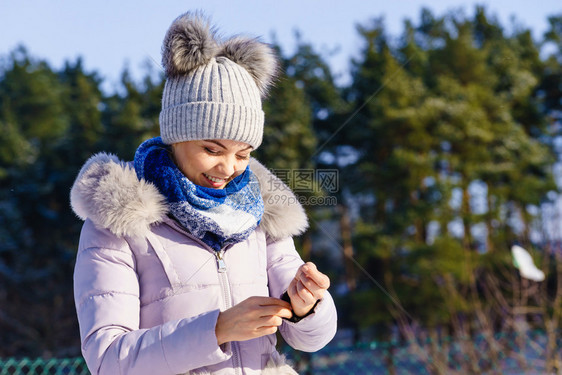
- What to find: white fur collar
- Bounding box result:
[70,153,308,240]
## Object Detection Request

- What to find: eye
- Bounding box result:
[237,153,250,161]
[204,147,219,155]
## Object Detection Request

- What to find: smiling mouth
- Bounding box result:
[203,173,228,184]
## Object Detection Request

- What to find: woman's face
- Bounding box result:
[172,139,252,189]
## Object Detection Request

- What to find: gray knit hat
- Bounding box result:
[159,12,279,149]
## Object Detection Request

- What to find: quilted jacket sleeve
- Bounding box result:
[266,236,337,352]
[73,220,231,375]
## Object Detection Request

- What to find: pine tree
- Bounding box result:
[340,7,557,340]
[0,47,80,356]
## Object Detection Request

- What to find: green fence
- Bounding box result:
[0,358,88,375]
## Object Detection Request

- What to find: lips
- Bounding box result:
[203,173,228,188]
[204,173,228,183]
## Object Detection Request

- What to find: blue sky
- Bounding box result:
[1,1,560,91]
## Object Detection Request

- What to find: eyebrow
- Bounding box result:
[205,140,253,151]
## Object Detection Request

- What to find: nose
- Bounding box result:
[216,155,238,177]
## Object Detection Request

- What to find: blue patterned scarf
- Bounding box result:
[134,137,264,251]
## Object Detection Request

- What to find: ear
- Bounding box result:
[219,37,280,97]
[161,11,219,77]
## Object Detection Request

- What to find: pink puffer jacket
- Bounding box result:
[70,154,337,375]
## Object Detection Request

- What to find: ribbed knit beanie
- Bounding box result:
[159,12,279,149]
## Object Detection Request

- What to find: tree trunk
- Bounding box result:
[338,204,356,291]
[485,194,494,252]
[461,186,473,251]
[301,231,312,261]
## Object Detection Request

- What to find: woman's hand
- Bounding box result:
[287,262,330,318]
[215,296,292,345]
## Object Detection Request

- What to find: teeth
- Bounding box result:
[205,173,226,183]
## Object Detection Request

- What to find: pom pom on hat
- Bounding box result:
[161,12,218,77]
[219,37,279,97]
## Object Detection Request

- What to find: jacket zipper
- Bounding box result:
[167,219,243,373]
[215,250,242,375]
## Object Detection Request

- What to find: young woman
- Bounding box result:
[70,12,337,375]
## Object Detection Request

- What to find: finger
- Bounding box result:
[296,279,315,304]
[277,308,293,319]
[303,262,317,271]
[260,305,293,319]
[259,315,283,327]
[296,273,317,289]
[301,265,330,289]
[253,296,292,309]
[297,275,328,300]
[301,266,328,285]
[294,262,315,279]
[299,280,324,300]
[289,278,305,305]
[298,262,317,277]
[293,267,304,281]
[289,276,298,289]
[256,326,278,336]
